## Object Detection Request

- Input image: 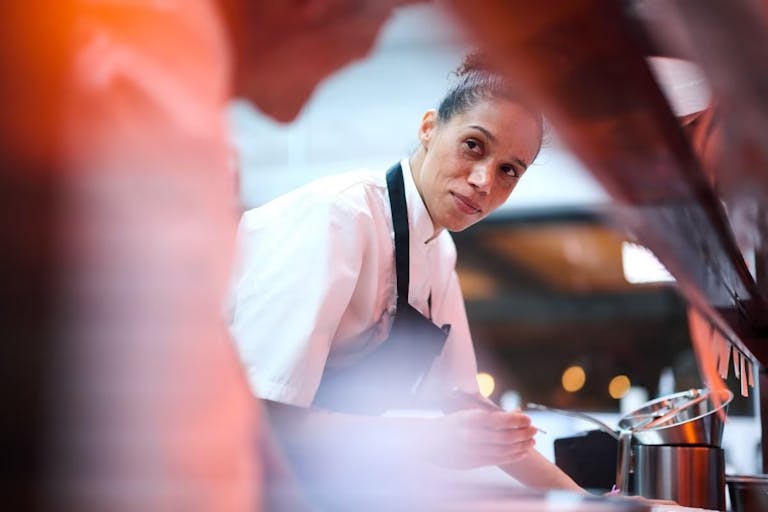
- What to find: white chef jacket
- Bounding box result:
[228,158,479,407]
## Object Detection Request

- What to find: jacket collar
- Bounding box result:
[401,158,440,245]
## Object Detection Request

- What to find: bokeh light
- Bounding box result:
[476,372,495,398]
[609,375,631,399]
[561,365,586,392]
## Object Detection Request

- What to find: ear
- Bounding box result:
[418,109,438,149]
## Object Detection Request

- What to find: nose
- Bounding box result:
[467,162,493,193]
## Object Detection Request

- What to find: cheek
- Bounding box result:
[436,146,463,172]
[490,181,516,208]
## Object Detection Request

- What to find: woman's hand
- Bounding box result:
[415,409,538,469]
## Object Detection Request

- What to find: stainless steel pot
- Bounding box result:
[726,474,768,512]
[529,388,732,445]
[634,445,725,510]
[618,388,732,446]
[529,388,734,495]
[616,388,733,494]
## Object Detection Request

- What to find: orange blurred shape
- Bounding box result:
[4,1,259,510]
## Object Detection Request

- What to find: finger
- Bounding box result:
[463,437,537,464]
[472,426,538,446]
[476,411,532,430]
[474,436,536,455]
[452,438,537,468]
[497,440,537,465]
[502,437,536,457]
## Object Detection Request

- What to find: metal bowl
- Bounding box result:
[727,474,768,512]
[618,388,733,446]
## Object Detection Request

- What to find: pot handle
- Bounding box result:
[615,430,633,494]
[526,402,619,440]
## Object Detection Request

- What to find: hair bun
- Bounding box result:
[455,52,495,77]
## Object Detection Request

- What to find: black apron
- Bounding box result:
[312,163,450,415]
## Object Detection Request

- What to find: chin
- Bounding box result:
[445,219,475,233]
[437,207,483,232]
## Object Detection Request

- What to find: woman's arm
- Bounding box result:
[499,450,584,492]
[263,399,539,472]
[445,390,584,492]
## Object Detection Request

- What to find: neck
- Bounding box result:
[408,148,443,242]
[409,146,426,183]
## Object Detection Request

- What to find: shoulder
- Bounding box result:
[244,171,386,215]
[314,170,389,216]
[241,170,387,227]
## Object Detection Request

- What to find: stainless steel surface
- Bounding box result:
[526,403,620,440]
[633,445,725,511]
[616,430,633,494]
[726,474,768,512]
[618,388,733,446]
[640,390,710,429]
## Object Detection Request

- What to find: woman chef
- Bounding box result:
[228,55,582,492]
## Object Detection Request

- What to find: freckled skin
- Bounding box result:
[410,99,542,236]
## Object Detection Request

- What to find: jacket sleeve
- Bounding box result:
[228,188,369,406]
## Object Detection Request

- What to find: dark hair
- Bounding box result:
[437,53,540,126]
[437,53,546,154]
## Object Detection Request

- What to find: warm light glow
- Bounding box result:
[561,365,586,392]
[609,375,632,399]
[476,372,495,398]
[622,241,675,284]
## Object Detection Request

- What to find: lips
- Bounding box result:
[451,192,482,215]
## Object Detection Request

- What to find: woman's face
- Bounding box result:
[414,98,542,232]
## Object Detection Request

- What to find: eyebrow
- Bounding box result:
[469,125,496,143]
[469,124,530,170]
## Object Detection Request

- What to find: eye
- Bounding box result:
[464,138,482,153]
[500,164,520,178]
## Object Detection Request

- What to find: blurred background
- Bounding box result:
[229,2,747,412]
[228,2,761,474]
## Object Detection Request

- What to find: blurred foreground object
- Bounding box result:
[218,0,423,122]
[1,0,431,509]
[2,1,257,509]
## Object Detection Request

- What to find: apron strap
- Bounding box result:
[386,163,410,307]
[312,162,450,414]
